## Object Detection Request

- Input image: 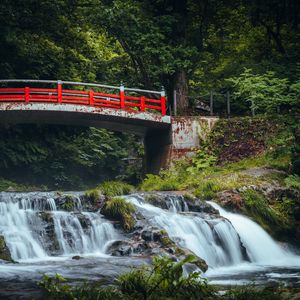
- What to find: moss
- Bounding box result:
[241,189,279,232]
[101,197,136,232]
[183,192,196,202]
[84,188,101,204]
[0,236,13,262]
[98,181,134,197]
[61,195,75,211]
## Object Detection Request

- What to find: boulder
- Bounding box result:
[0,236,13,262]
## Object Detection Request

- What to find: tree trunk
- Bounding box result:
[174,70,189,114]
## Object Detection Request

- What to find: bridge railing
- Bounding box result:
[0,80,167,116]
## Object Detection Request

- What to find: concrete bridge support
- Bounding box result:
[144,116,218,174]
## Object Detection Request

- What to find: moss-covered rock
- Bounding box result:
[101,197,136,232]
[0,236,13,262]
[98,181,134,197]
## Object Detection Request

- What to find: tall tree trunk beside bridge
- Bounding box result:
[174,70,189,114]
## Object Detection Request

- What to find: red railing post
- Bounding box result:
[89,90,94,106]
[160,87,166,116]
[57,80,62,103]
[120,82,125,110]
[24,87,30,103]
[140,96,145,112]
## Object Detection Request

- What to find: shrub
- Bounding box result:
[101,197,136,231]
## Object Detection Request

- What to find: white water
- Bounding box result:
[1,191,300,288]
[127,196,246,267]
[0,193,118,261]
[127,196,300,270]
[208,201,300,266]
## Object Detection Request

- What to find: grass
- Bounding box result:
[140,151,291,198]
[101,197,136,231]
[98,181,134,197]
[84,188,100,204]
[241,189,279,231]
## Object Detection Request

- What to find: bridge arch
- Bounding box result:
[0,80,172,173]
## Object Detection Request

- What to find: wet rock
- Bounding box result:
[72,255,81,260]
[107,240,134,256]
[0,235,13,262]
[216,190,244,212]
[184,198,219,215]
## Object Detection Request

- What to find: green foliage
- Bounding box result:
[241,189,279,230]
[140,173,182,191]
[223,285,284,300]
[194,181,221,200]
[187,149,217,174]
[0,125,142,190]
[101,197,136,231]
[98,181,134,197]
[38,274,74,300]
[84,189,101,204]
[227,69,292,113]
[284,175,300,189]
[291,143,300,175]
[61,195,75,211]
[39,256,216,300]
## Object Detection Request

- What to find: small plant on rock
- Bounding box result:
[101,197,136,231]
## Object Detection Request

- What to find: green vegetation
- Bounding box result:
[0,178,45,192]
[61,195,75,211]
[0,236,13,262]
[84,189,101,204]
[241,189,279,231]
[223,285,285,300]
[101,197,136,231]
[0,125,142,190]
[39,256,293,300]
[39,255,216,300]
[284,174,300,189]
[98,181,134,197]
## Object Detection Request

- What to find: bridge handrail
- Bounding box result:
[0,79,167,115]
[0,79,163,95]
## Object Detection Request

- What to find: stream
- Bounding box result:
[0,192,300,299]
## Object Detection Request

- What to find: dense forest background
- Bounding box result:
[0,0,300,188]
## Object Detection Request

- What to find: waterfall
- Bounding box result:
[0,192,119,262]
[127,196,247,267]
[127,195,300,269]
[208,201,300,266]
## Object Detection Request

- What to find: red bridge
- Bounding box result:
[0,79,171,173]
[0,79,166,115]
[0,79,217,174]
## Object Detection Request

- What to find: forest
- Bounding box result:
[1,1,300,299]
[1,0,300,188]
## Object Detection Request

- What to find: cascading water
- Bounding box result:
[126,195,300,269]
[127,195,247,267]
[208,201,300,266]
[0,192,119,261]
